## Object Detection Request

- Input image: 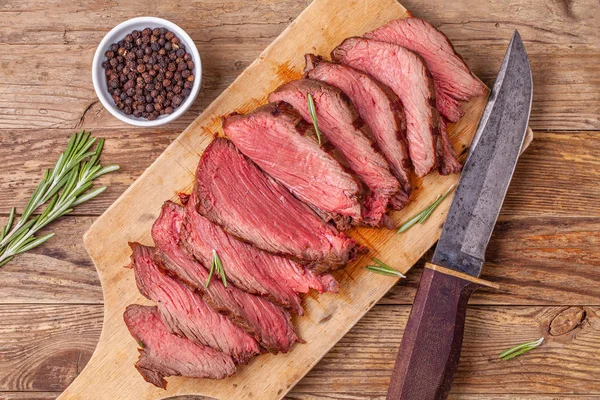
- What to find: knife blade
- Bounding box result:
[386,30,532,400]
[432,29,533,277]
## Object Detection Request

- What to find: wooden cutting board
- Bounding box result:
[59,0,533,398]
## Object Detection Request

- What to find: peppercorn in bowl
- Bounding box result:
[92,17,202,127]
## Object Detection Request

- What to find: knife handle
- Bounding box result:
[386,263,498,400]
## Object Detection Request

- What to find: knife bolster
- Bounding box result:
[424,262,499,289]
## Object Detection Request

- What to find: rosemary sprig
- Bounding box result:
[307,93,322,145]
[206,249,227,288]
[365,258,406,278]
[397,184,456,233]
[499,337,544,361]
[0,131,119,268]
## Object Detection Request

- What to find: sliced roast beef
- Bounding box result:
[365,17,487,123]
[152,200,300,353]
[194,138,362,271]
[269,79,401,225]
[332,37,440,177]
[437,118,463,174]
[182,191,338,297]
[182,191,309,314]
[304,55,411,207]
[124,304,236,388]
[127,242,260,363]
[223,102,362,229]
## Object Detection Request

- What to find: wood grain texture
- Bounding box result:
[3,214,598,307]
[5,130,593,218]
[1,305,599,397]
[0,0,597,131]
[5,394,600,400]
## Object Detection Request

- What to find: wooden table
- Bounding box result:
[0,1,598,399]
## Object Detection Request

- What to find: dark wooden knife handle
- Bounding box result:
[386,263,498,400]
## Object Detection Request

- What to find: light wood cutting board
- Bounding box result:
[59,0,533,398]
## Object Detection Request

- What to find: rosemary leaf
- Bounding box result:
[499,337,544,360]
[397,184,456,233]
[0,207,16,242]
[216,250,228,287]
[365,258,406,278]
[307,93,322,146]
[0,256,13,268]
[396,211,426,233]
[0,131,119,267]
[14,233,55,255]
[205,251,216,288]
[206,249,228,288]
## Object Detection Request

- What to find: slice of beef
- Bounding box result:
[365,17,487,123]
[181,190,339,296]
[182,191,305,314]
[123,304,236,389]
[194,138,362,271]
[223,102,362,229]
[438,118,463,175]
[269,79,401,225]
[365,19,474,174]
[304,55,411,207]
[127,242,260,363]
[332,37,439,177]
[152,200,301,353]
[180,192,338,315]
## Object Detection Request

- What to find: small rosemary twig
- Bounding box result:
[307,93,322,145]
[499,337,544,360]
[0,131,119,268]
[365,258,406,278]
[397,185,456,233]
[206,249,227,288]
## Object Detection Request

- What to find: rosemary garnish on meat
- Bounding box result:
[397,184,456,233]
[365,258,406,278]
[499,337,544,360]
[307,93,322,145]
[0,131,119,268]
[206,249,227,288]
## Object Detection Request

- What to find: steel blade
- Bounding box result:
[431,30,532,277]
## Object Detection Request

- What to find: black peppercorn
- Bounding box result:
[103,26,194,120]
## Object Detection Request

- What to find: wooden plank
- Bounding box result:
[0,0,597,131]
[0,213,597,306]
[287,395,600,400]
[383,215,600,306]
[1,215,599,306]
[3,393,598,400]
[292,306,600,396]
[0,216,102,304]
[0,44,595,132]
[0,394,61,400]
[0,129,179,216]
[0,305,102,392]
[2,305,599,395]
[2,131,594,219]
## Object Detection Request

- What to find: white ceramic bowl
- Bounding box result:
[92,17,202,127]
